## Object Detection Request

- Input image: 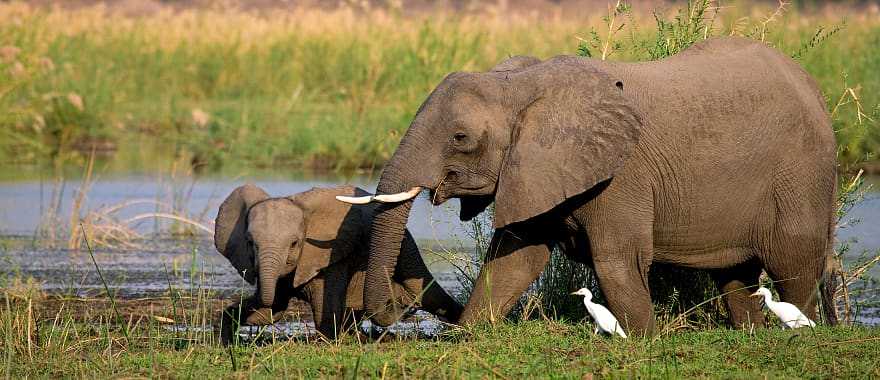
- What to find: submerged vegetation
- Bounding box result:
[0,0,878,172]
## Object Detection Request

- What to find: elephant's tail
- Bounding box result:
[820,252,840,325]
[819,182,840,325]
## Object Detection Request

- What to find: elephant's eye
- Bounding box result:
[453,132,467,142]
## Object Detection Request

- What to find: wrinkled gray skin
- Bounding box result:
[363,37,838,335]
[214,185,461,343]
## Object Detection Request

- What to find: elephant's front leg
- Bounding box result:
[218,289,296,345]
[218,296,261,345]
[459,229,551,325]
[592,258,654,336]
[304,265,352,339]
[396,230,464,322]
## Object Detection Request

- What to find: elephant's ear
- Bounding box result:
[494,57,643,228]
[214,184,269,284]
[490,55,541,72]
[290,186,366,288]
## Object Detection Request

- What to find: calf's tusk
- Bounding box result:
[335,187,422,204]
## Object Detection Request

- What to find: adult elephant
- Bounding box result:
[338,37,838,335]
[214,185,461,343]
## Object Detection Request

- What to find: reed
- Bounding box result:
[31,152,214,250]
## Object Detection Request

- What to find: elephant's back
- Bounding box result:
[607,36,836,171]
[617,37,833,156]
[601,37,836,254]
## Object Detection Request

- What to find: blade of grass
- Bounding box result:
[80,222,130,346]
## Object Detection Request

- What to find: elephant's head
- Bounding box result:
[341,55,643,325]
[215,185,364,309]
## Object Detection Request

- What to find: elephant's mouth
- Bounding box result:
[429,185,492,206]
[431,169,497,205]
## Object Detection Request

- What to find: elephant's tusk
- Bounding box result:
[335,194,375,204]
[335,187,422,204]
[373,187,422,203]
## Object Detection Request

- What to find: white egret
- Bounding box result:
[751,287,816,329]
[571,288,627,338]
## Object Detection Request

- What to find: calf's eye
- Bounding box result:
[453,132,467,142]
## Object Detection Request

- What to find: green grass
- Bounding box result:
[0,2,878,172]
[2,302,878,379]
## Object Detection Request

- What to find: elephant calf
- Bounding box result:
[214,184,461,343]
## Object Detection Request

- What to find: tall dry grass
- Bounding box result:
[30,150,214,250]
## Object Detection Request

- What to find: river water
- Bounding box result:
[1,170,878,327]
[0,172,475,297]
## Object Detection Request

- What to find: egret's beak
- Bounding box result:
[749,292,760,297]
[569,292,578,295]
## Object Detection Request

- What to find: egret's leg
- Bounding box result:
[459,230,551,325]
[710,258,765,328]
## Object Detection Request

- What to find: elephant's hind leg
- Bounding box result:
[592,256,655,336]
[762,236,826,322]
[710,259,765,328]
[761,170,834,322]
[583,190,656,336]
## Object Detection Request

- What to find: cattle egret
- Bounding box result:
[571,288,627,338]
[751,287,816,329]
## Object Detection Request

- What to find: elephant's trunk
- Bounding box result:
[259,272,278,307]
[365,129,436,326]
[258,250,283,307]
[365,198,414,326]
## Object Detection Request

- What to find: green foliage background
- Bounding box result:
[0,1,877,172]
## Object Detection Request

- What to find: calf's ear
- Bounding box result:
[214,184,269,284]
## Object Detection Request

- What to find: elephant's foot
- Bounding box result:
[218,303,246,346]
[244,307,279,325]
[710,259,766,329]
[218,302,286,345]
